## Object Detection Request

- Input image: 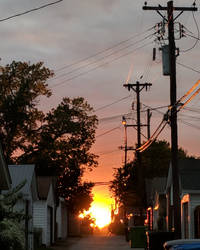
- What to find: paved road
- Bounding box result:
[52,235,144,250]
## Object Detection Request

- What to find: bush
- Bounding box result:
[0,218,25,250]
[0,181,26,250]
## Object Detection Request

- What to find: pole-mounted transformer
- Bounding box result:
[161,45,170,76]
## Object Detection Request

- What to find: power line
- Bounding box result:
[0,0,63,22]
[179,113,200,121]
[178,119,200,131]
[185,32,200,41]
[99,112,133,123]
[137,79,200,152]
[96,126,121,138]
[51,41,153,88]
[181,12,199,52]
[54,26,155,73]
[142,103,168,114]
[95,95,131,112]
[184,107,200,113]
[98,149,121,156]
[177,62,200,74]
[51,33,155,82]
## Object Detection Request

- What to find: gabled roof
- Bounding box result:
[0,144,11,190]
[146,177,167,205]
[166,159,200,191]
[37,176,55,200]
[8,165,36,198]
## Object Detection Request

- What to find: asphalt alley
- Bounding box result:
[51,235,144,250]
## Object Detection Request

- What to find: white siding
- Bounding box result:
[190,193,200,238]
[33,184,56,246]
[46,184,55,243]
[181,193,200,239]
[47,207,51,246]
[56,199,68,239]
[33,201,47,245]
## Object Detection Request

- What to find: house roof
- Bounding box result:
[179,159,200,190]
[8,165,35,197]
[167,159,200,191]
[37,176,55,200]
[152,177,167,194]
[145,177,167,205]
[0,144,11,190]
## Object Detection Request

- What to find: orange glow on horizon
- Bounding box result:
[79,192,114,229]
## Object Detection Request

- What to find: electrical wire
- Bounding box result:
[98,149,121,156]
[178,119,200,131]
[184,107,200,113]
[185,32,200,41]
[55,26,155,73]
[0,0,63,22]
[94,95,131,112]
[137,80,200,152]
[51,33,155,82]
[131,126,148,140]
[139,122,168,152]
[142,104,169,113]
[51,41,154,88]
[96,126,121,138]
[177,87,200,112]
[136,118,167,152]
[176,79,200,105]
[177,62,200,74]
[180,11,199,52]
[99,114,130,123]
[179,113,200,121]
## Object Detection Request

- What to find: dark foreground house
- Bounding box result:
[56,197,68,239]
[166,159,200,239]
[7,165,38,250]
[146,177,167,231]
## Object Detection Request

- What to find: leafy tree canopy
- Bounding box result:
[0,61,52,162]
[110,140,196,207]
[0,60,98,213]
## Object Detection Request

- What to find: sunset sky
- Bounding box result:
[1,0,200,218]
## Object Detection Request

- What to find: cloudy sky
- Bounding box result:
[1,0,200,202]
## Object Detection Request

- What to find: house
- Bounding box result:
[145,177,167,231]
[56,197,68,239]
[166,159,200,239]
[0,144,11,190]
[33,176,56,246]
[68,211,81,237]
[8,164,38,250]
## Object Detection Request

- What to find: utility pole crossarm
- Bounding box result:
[123,82,152,93]
[143,6,197,11]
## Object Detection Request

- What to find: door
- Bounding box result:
[47,206,53,245]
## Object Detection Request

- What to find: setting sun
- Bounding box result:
[79,191,114,229]
[90,203,111,228]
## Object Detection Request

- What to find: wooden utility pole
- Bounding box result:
[143,1,197,239]
[124,82,152,213]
